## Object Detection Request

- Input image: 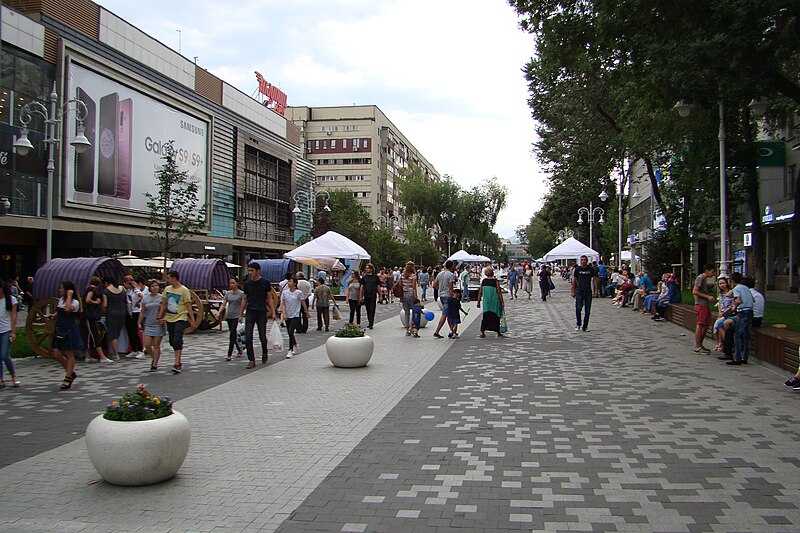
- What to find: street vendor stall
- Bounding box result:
[542,237,600,262]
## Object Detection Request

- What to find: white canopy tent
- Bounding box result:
[447,250,491,263]
[542,237,599,262]
[284,231,370,261]
[473,254,492,262]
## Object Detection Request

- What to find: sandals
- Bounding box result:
[171,364,182,374]
[149,365,158,372]
[60,372,77,390]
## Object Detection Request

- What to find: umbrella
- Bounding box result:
[114,255,155,268]
[225,262,242,269]
[148,257,173,269]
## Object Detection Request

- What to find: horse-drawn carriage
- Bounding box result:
[170,258,230,331]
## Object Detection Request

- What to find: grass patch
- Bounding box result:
[12,327,38,358]
[763,302,800,331]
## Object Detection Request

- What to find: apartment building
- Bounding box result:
[285,105,439,221]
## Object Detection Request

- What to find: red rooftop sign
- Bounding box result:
[255,71,287,116]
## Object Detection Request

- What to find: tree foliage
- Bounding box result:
[145,142,205,269]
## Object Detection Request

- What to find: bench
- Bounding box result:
[664,303,800,371]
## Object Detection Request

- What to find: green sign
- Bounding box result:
[756,141,785,167]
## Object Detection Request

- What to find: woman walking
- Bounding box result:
[399,262,419,337]
[0,282,20,388]
[84,276,112,363]
[139,280,166,371]
[218,278,244,361]
[103,277,127,360]
[538,265,553,302]
[280,277,307,357]
[523,265,534,299]
[361,264,379,329]
[346,271,364,326]
[52,281,83,390]
[477,267,505,338]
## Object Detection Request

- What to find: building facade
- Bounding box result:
[285,105,438,222]
[0,1,311,279]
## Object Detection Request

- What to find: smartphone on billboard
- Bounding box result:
[116,98,132,200]
[98,93,119,197]
[74,88,95,193]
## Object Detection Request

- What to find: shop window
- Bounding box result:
[0,89,9,125]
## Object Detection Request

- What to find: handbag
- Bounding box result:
[548,278,555,291]
[236,321,246,348]
[268,321,284,351]
[500,314,508,334]
[392,282,404,299]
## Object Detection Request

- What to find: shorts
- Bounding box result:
[167,320,187,350]
[440,296,450,314]
[694,304,712,327]
[144,323,166,337]
[713,317,730,333]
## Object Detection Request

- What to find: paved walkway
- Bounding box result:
[1,302,399,468]
[2,284,800,532]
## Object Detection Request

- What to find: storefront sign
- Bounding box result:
[756,141,785,167]
[255,71,287,116]
[64,62,209,214]
[762,205,774,223]
[744,232,752,247]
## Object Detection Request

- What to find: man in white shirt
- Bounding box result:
[745,276,765,328]
[295,272,313,333]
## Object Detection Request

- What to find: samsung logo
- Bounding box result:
[180,120,205,137]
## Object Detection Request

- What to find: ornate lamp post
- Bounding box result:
[14,82,91,261]
[292,189,331,214]
[577,192,606,251]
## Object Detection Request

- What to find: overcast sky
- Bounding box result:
[96,0,546,239]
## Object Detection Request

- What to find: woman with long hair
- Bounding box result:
[538,265,552,302]
[0,282,20,387]
[346,271,364,325]
[103,276,127,360]
[52,281,84,390]
[399,262,419,336]
[84,276,112,363]
[139,279,166,371]
[217,278,244,361]
[280,277,307,357]
[477,267,505,338]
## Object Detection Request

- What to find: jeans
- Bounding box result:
[420,284,428,300]
[226,318,242,357]
[166,320,187,350]
[316,307,330,330]
[125,312,142,352]
[734,309,752,362]
[462,281,469,301]
[348,299,361,325]
[364,293,377,327]
[245,309,268,362]
[575,290,592,329]
[286,316,300,350]
[0,331,15,380]
[299,298,309,333]
[599,277,608,297]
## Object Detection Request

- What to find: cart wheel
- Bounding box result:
[198,299,222,331]
[185,290,204,334]
[25,298,57,358]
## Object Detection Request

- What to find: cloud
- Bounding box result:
[95,0,546,238]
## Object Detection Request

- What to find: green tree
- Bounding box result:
[368,226,405,269]
[312,189,373,248]
[145,142,206,270]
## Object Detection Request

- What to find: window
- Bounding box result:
[362,138,368,149]
[323,140,328,149]
[331,139,336,149]
[786,165,797,199]
[342,139,348,149]
[314,140,319,149]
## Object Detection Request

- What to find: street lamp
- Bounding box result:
[557,229,573,243]
[576,193,605,250]
[14,82,91,262]
[292,189,331,214]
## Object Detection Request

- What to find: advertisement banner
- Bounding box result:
[65,62,208,213]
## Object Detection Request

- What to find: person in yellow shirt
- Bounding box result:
[158,271,196,374]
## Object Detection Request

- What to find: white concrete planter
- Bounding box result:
[326,335,374,368]
[399,310,429,328]
[85,410,191,486]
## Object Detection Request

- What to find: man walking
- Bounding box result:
[727,271,754,366]
[571,255,595,332]
[432,260,456,339]
[597,260,608,298]
[158,270,196,374]
[508,263,518,299]
[692,264,716,353]
[242,262,276,369]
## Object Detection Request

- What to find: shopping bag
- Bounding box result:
[268,321,285,350]
[500,315,509,334]
[236,321,246,348]
[332,304,341,321]
[548,279,555,291]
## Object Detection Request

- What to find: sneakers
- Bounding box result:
[433,333,444,339]
[784,376,800,388]
[726,360,743,366]
[134,352,146,360]
[245,361,256,369]
[12,379,20,387]
[149,365,157,372]
[171,364,182,374]
[99,357,115,364]
[286,350,294,359]
[574,326,581,331]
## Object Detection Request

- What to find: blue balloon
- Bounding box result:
[424,311,435,321]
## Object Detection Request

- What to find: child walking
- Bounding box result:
[447,289,468,338]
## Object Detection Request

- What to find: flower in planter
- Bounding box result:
[104,384,174,422]
[335,323,366,338]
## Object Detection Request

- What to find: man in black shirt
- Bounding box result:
[571,255,596,332]
[361,263,380,329]
[242,262,276,369]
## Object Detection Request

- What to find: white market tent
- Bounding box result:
[542,237,600,262]
[284,231,370,261]
[447,250,491,263]
[473,254,492,262]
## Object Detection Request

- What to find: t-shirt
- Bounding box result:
[244,277,272,312]
[573,265,595,292]
[57,297,80,312]
[281,288,304,319]
[347,282,362,301]
[417,272,430,286]
[693,275,712,307]
[141,292,163,327]
[598,264,608,278]
[162,285,192,323]
[224,290,244,319]
[127,287,143,314]
[361,274,379,296]
[0,296,17,334]
[297,279,312,298]
[640,274,655,292]
[393,270,401,283]
[731,283,754,311]
[435,270,455,298]
[314,284,332,307]
[459,270,470,285]
[401,274,416,297]
[750,288,765,318]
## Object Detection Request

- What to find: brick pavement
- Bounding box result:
[0,299,476,533]
[277,286,800,533]
[0,301,399,468]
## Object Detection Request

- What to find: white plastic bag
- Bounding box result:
[268,321,285,351]
[236,321,246,348]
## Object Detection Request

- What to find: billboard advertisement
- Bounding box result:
[65,61,208,213]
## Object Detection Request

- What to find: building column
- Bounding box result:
[789,226,794,291]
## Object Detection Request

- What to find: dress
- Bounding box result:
[54,297,84,351]
[480,278,503,332]
[141,292,166,337]
[104,286,127,339]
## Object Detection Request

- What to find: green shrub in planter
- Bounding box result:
[335,323,366,338]
[104,384,174,421]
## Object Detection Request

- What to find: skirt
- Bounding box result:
[105,313,126,339]
[143,323,166,337]
[481,311,501,333]
[54,322,84,351]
